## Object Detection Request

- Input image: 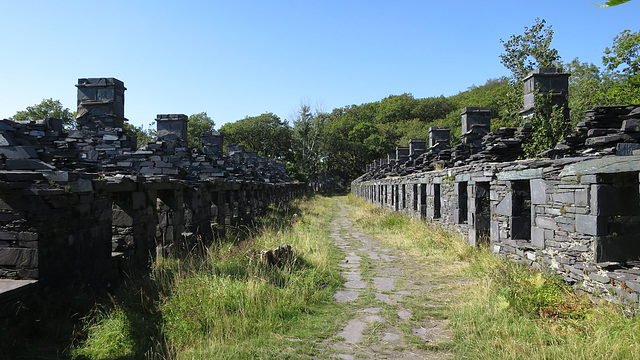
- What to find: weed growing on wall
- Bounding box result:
[523,93,572,158]
[488,260,591,319]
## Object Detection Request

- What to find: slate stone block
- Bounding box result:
[0,248,38,267]
[0,133,16,146]
[580,175,598,185]
[552,191,575,204]
[5,159,56,170]
[494,194,512,216]
[530,179,546,205]
[42,171,71,183]
[558,222,575,232]
[616,143,640,156]
[575,188,589,207]
[575,214,607,236]
[18,232,38,241]
[69,179,93,193]
[112,207,133,227]
[0,146,37,159]
[535,216,556,230]
[616,287,639,303]
[0,231,18,240]
[621,119,640,132]
[531,226,545,248]
[625,280,640,293]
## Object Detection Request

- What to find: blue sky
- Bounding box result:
[0,0,638,129]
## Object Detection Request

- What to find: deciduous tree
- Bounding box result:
[187,112,215,148]
[219,113,292,159]
[10,98,75,129]
[499,18,561,82]
[290,104,326,182]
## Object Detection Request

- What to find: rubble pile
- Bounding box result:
[469,122,533,163]
[543,105,640,158]
[0,78,294,186]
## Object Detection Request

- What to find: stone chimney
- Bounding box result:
[460,108,491,149]
[156,114,188,148]
[429,127,451,152]
[73,77,135,157]
[76,78,126,130]
[201,131,223,158]
[521,67,569,119]
[409,139,427,158]
[396,147,410,163]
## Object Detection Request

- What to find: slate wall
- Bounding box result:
[0,172,303,290]
[353,156,640,305]
[0,77,304,301]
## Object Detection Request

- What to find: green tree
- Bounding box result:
[10,98,76,129]
[219,113,292,159]
[499,18,561,81]
[187,112,215,148]
[523,100,572,158]
[290,104,326,182]
[124,122,157,148]
[411,95,457,122]
[564,58,615,124]
[603,29,640,77]
[600,29,640,105]
[499,18,561,125]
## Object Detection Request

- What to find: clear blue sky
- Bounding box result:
[0,0,638,129]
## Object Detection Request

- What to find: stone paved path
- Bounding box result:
[323,202,452,359]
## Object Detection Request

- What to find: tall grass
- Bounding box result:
[345,194,640,360]
[71,195,344,359]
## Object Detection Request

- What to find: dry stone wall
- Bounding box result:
[353,156,640,305]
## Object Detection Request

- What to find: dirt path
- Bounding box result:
[322,200,453,359]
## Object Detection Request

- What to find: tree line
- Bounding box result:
[8,21,639,185]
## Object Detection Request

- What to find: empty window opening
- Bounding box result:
[458,181,468,224]
[597,172,640,262]
[420,184,427,218]
[413,184,418,211]
[402,184,406,209]
[475,182,491,243]
[394,185,400,211]
[111,193,134,255]
[511,180,531,241]
[433,183,441,219]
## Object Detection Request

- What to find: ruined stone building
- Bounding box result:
[0,78,303,316]
[353,68,640,306]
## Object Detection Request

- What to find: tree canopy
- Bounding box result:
[9,98,75,129]
[218,113,292,159]
[188,112,215,148]
[499,18,561,82]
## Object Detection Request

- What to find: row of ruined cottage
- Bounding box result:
[353,67,640,306]
[0,78,303,316]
